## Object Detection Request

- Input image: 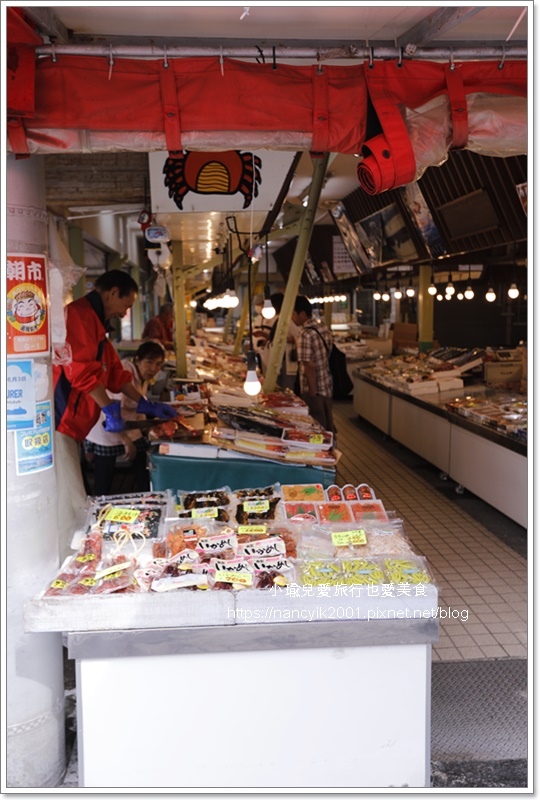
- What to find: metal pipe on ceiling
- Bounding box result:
[34,44,527,61]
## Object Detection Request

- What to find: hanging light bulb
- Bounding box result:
[436,294,443,301]
[373,288,381,301]
[445,273,455,296]
[464,284,475,300]
[457,293,464,300]
[428,270,437,296]
[508,283,520,299]
[261,236,275,318]
[406,278,415,298]
[394,280,402,300]
[445,293,452,301]
[189,299,197,308]
[381,286,390,302]
[340,294,347,302]
[243,351,261,396]
[485,287,497,303]
[261,286,275,319]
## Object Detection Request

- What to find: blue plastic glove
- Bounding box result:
[102,401,125,433]
[136,397,177,420]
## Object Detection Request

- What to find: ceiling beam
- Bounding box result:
[397,7,485,49]
[20,7,71,43]
[34,41,527,61]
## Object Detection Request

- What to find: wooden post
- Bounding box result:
[171,240,188,377]
[263,152,330,392]
[418,263,435,352]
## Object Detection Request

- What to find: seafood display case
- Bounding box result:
[352,366,527,527]
[25,483,438,789]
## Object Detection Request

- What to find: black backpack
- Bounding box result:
[313,328,354,400]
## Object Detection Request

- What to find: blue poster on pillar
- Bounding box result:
[15,400,54,475]
[6,359,36,431]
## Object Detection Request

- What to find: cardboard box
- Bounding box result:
[484,362,523,383]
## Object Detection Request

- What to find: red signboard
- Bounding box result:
[7,253,49,357]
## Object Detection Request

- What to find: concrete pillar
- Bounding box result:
[418,264,435,352]
[6,155,66,787]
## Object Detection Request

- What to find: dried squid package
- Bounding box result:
[177,486,232,511]
[233,484,284,525]
[208,557,254,591]
[251,555,297,589]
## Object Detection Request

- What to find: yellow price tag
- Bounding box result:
[215,570,253,586]
[243,500,270,513]
[76,553,96,563]
[238,524,267,535]
[103,507,140,523]
[192,507,218,519]
[331,529,367,547]
[309,434,324,445]
[350,529,367,546]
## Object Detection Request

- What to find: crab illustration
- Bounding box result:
[163,150,262,210]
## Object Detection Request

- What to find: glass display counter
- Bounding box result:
[352,372,527,527]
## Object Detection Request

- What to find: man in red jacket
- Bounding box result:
[53,269,176,559]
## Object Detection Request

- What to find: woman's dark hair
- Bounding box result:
[134,341,166,361]
[95,269,139,297]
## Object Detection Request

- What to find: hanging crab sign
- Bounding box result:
[163,150,262,210]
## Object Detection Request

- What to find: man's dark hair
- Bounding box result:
[135,341,166,361]
[159,303,173,315]
[95,269,139,297]
[293,295,313,317]
[270,292,284,315]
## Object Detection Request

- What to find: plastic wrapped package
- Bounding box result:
[326,485,343,502]
[93,555,137,595]
[383,557,434,586]
[251,556,297,589]
[176,504,231,523]
[316,502,354,524]
[357,484,376,500]
[296,558,385,587]
[233,493,284,525]
[353,521,416,558]
[284,502,319,522]
[281,483,326,502]
[208,557,254,591]
[177,486,232,511]
[162,519,215,557]
[349,499,388,523]
[240,523,299,559]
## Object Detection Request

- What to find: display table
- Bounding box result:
[25,587,438,788]
[352,373,527,527]
[149,447,336,492]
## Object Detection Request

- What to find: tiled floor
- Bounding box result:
[333,400,528,663]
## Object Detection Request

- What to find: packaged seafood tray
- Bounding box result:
[326,483,376,502]
[283,448,337,465]
[316,502,354,524]
[281,483,326,502]
[284,501,320,522]
[349,499,388,522]
[80,498,172,544]
[232,484,284,525]
[382,556,434,586]
[177,487,233,511]
[281,428,333,450]
[296,557,386,587]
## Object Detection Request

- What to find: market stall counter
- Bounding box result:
[24,484,438,789]
[353,365,527,528]
[149,444,336,491]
